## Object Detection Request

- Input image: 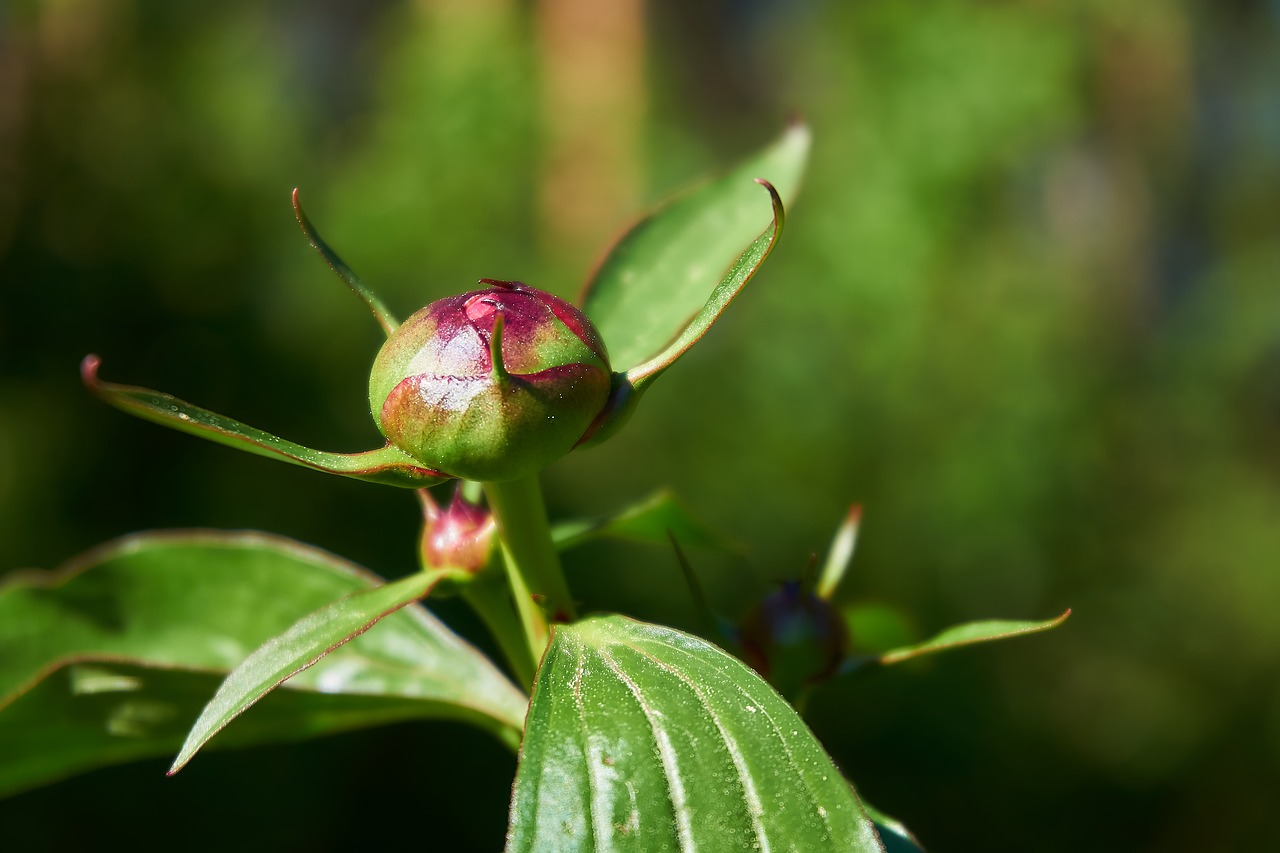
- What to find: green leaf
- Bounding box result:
[0,663,466,798]
[507,614,885,852]
[860,800,927,853]
[816,505,863,601]
[623,180,785,389]
[581,181,789,447]
[82,355,447,488]
[0,531,527,794]
[582,122,810,374]
[876,609,1072,666]
[168,566,467,773]
[292,188,400,337]
[550,490,734,552]
[841,602,919,657]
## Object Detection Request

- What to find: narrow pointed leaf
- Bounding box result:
[293,188,400,336]
[860,800,927,853]
[83,355,447,488]
[666,532,727,648]
[582,121,810,372]
[169,566,469,773]
[0,531,527,794]
[877,609,1072,666]
[550,490,734,552]
[507,614,885,852]
[817,505,863,601]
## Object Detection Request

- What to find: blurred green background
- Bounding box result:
[2,0,1278,849]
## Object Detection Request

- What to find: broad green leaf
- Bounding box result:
[0,531,527,794]
[292,188,400,337]
[82,355,447,489]
[169,566,471,773]
[582,122,810,373]
[877,609,1072,666]
[0,663,464,798]
[507,614,885,852]
[550,490,734,552]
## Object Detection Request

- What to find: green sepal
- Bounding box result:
[580,180,787,448]
[581,121,809,372]
[82,355,448,488]
[292,188,400,337]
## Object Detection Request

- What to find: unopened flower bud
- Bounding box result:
[738,581,849,699]
[421,491,496,571]
[369,280,611,482]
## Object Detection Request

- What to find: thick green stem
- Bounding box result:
[484,474,577,637]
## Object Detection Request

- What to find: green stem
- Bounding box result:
[498,541,550,675]
[484,474,577,636]
[461,571,536,691]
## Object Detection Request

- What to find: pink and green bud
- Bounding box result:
[369,280,612,482]
[419,490,496,572]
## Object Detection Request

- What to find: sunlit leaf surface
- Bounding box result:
[0,531,527,794]
[582,122,810,373]
[579,181,789,447]
[507,614,884,852]
[168,566,468,773]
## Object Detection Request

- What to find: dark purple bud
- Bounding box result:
[738,581,849,699]
[369,280,611,482]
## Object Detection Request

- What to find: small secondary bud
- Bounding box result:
[738,581,849,698]
[421,491,496,571]
[369,280,611,482]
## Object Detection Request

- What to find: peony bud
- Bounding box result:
[419,489,496,572]
[369,280,611,482]
[738,581,849,700]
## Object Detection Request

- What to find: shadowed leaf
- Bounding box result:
[550,490,733,552]
[0,531,527,795]
[0,664,478,798]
